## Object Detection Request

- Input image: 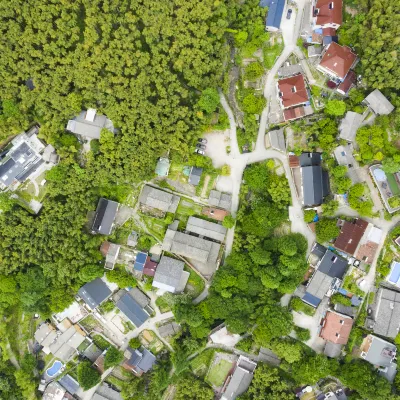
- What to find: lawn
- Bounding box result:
[185,267,205,298]
[206,358,232,387]
[77,339,91,353]
[106,376,125,391]
[263,42,284,69]
[175,199,204,228]
[92,334,111,350]
[168,162,189,184]
[387,173,400,196]
[190,349,215,377]
[141,214,168,241]
[80,315,102,332]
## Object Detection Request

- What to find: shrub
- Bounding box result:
[129,337,141,349]
[99,301,115,313]
[316,218,340,243]
[104,346,124,369]
[106,265,137,288]
[221,165,231,176]
[77,362,101,390]
[222,215,235,229]
[290,297,315,316]
[244,62,264,81]
[294,326,311,342]
[330,293,352,306]
[304,209,316,223]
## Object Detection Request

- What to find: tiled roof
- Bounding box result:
[319,42,357,79]
[284,106,305,121]
[278,74,309,108]
[320,311,353,344]
[334,219,369,255]
[315,0,343,26]
[337,70,356,95]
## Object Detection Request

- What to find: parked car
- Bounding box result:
[197,138,207,144]
[286,9,292,19]
[195,148,205,155]
[196,144,206,150]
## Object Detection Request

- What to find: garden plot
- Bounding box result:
[205,352,236,388]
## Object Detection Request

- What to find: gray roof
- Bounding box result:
[116,292,149,328]
[334,303,357,318]
[43,382,66,400]
[189,167,203,186]
[278,64,303,77]
[268,129,286,152]
[139,185,179,213]
[308,46,323,58]
[83,343,103,362]
[49,325,86,361]
[78,278,112,309]
[58,374,79,395]
[302,166,329,206]
[153,256,185,292]
[186,216,227,242]
[339,112,364,142]
[362,335,397,368]
[372,287,400,338]
[299,152,321,167]
[92,198,119,235]
[208,190,232,210]
[158,321,181,338]
[128,288,150,308]
[93,383,123,400]
[35,323,55,345]
[318,250,348,278]
[303,270,335,306]
[66,110,114,140]
[324,342,343,358]
[125,347,156,373]
[364,89,394,115]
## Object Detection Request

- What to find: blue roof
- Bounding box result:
[116,293,149,327]
[134,252,147,272]
[302,292,322,307]
[58,374,80,395]
[265,0,285,29]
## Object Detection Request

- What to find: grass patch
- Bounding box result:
[80,315,102,332]
[77,339,91,353]
[190,349,215,378]
[141,214,168,241]
[106,376,125,391]
[289,297,315,316]
[155,295,172,313]
[206,358,232,387]
[92,334,111,350]
[184,267,205,298]
[387,173,400,196]
[263,41,284,69]
[169,162,189,184]
[342,275,364,297]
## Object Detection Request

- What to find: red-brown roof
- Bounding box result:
[334,218,368,255]
[143,257,158,277]
[311,33,323,44]
[289,155,300,168]
[284,106,305,121]
[323,27,337,36]
[100,241,110,257]
[202,207,229,221]
[337,70,356,95]
[319,42,357,79]
[320,311,353,344]
[316,0,343,27]
[278,74,309,108]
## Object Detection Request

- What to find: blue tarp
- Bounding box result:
[313,214,319,222]
[314,28,323,34]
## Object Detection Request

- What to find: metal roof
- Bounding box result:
[134,252,148,272]
[302,166,329,206]
[58,374,79,395]
[373,288,400,338]
[364,89,394,115]
[265,0,285,29]
[78,278,112,309]
[125,347,156,373]
[92,198,119,235]
[116,292,149,328]
[318,250,348,278]
[186,216,227,242]
[153,256,185,293]
[208,190,232,210]
[189,167,203,186]
[299,152,321,167]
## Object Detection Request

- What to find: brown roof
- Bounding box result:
[278,74,309,108]
[93,353,105,373]
[334,219,368,255]
[356,241,379,264]
[284,106,305,121]
[202,207,229,221]
[337,70,356,95]
[289,155,300,168]
[311,33,323,44]
[323,27,337,36]
[143,257,158,277]
[320,311,353,344]
[316,0,343,27]
[319,42,357,79]
[100,241,111,257]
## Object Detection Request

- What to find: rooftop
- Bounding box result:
[116,292,150,328]
[283,106,306,121]
[333,219,368,255]
[364,89,395,115]
[93,383,123,400]
[268,129,286,152]
[139,185,179,213]
[320,311,353,345]
[124,347,156,374]
[337,70,356,95]
[264,0,285,30]
[319,42,357,79]
[278,74,309,108]
[315,0,343,27]
[361,334,396,368]
[155,157,170,177]
[58,374,79,395]
[301,165,330,206]
[186,216,227,242]
[78,278,112,310]
[92,198,119,235]
[189,167,203,186]
[152,256,185,293]
[208,190,232,210]
[339,111,364,142]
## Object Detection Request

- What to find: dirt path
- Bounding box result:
[200,175,211,198]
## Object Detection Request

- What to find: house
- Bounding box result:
[42,382,66,400]
[302,248,348,307]
[93,351,106,374]
[300,153,330,207]
[122,347,156,376]
[317,42,357,81]
[115,289,151,328]
[186,216,227,242]
[268,129,286,152]
[188,167,203,186]
[155,157,170,177]
[66,109,115,141]
[158,321,181,338]
[54,301,88,324]
[338,111,364,142]
[360,335,397,382]
[333,145,360,183]
[0,126,58,190]
[333,218,368,256]
[127,231,138,247]
[320,311,353,345]
[162,228,221,266]
[337,70,356,96]
[133,251,148,273]
[364,89,395,115]
[365,287,400,339]
[91,198,119,235]
[312,0,343,30]
[100,241,121,270]
[278,63,303,78]
[35,323,57,350]
[261,0,285,32]
[334,303,357,318]
[58,374,80,395]
[143,257,158,277]
[92,383,123,400]
[78,278,112,310]
[356,224,383,264]
[221,356,257,400]
[277,74,309,112]
[152,256,189,293]
[139,185,179,213]
[208,190,232,210]
[322,27,338,46]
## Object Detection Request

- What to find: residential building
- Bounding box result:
[186,216,227,242]
[92,383,123,400]
[54,301,88,324]
[93,351,106,374]
[303,248,348,307]
[133,251,148,273]
[364,89,395,115]
[261,0,285,32]
[66,109,115,141]
[278,63,303,78]
[0,126,58,190]
[139,185,179,213]
[333,218,368,256]
[322,27,338,46]
[152,256,189,293]
[338,111,364,142]
[91,198,119,235]
[155,157,170,177]
[208,190,232,210]
[268,129,286,152]
[58,374,80,395]
[143,257,158,277]
[115,288,151,328]
[360,335,397,382]
[312,0,343,30]
[300,153,330,207]
[42,382,66,400]
[78,278,112,310]
[35,323,57,350]
[127,230,138,247]
[122,347,156,376]
[317,42,357,81]
[337,70,356,96]
[221,356,257,400]
[100,241,121,270]
[320,311,353,345]
[189,167,203,186]
[334,303,357,318]
[158,321,181,338]
[333,145,360,184]
[356,224,383,264]
[365,287,400,339]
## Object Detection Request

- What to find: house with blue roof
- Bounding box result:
[260,0,285,32]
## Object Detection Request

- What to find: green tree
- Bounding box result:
[106,266,137,288]
[322,200,339,217]
[294,326,311,342]
[222,215,235,229]
[104,346,124,369]
[244,62,264,81]
[77,362,100,390]
[316,218,340,243]
[304,209,316,223]
[198,88,220,114]
[324,100,346,116]
[129,337,141,349]
[382,157,400,173]
[174,375,214,400]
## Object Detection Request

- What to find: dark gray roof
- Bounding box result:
[126,347,156,373]
[264,0,285,29]
[58,374,79,395]
[318,250,348,278]
[116,292,149,328]
[302,166,329,206]
[93,383,123,400]
[299,152,321,167]
[92,198,119,235]
[78,278,112,309]
[189,167,203,186]
[334,303,357,318]
[311,243,327,259]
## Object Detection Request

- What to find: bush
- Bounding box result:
[290,297,315,316]
[138,234,155,250]
[235,337,254,353]
[99,301,115,313]
[106,265,137,288]
[198,88,219,114]
[77,362,101,390]
[324,100,346,116]
[104,346,124,369]
[294,326,311,342]
[222,215,235,229]
[331,293,352,306]
[221,165,231,176]
[244,62,264,81]
[316,218,340,243]
[129,337,141,349]
[304,209,316,223]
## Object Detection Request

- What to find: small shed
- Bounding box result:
[155,158,170,177]
[189,167,203,186]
